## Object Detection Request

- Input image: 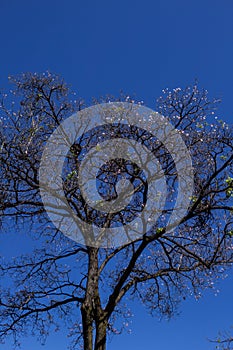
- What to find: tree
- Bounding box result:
[0,73,233,350]
[211,328,233,350]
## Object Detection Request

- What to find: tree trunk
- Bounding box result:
[82,246,108,350]
[81,306,94,350]
[94,321,107,350]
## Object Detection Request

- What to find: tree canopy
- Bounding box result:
[0,73,232,350]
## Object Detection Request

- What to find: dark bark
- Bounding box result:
[94,320,107,350]
[81,247,108,350]
[81,307,94,350]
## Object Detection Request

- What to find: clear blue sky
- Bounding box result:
[0,0,233,349]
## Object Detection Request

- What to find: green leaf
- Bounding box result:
[189,195,197,203]
[156,227,164,234]
[66,170,77,180]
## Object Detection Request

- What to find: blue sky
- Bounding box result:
[0,0,233,349]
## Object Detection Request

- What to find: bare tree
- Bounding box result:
[0,73,233,350]
[211,328,233,350]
